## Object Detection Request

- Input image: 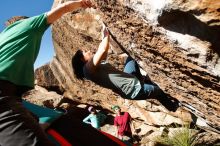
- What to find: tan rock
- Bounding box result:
[33,0,220,145]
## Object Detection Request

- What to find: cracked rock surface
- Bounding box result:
[31,0,220,144]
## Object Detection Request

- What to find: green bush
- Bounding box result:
[154,125,199,146]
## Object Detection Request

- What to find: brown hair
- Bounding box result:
[5,16,29,26]
[72,50,85,80]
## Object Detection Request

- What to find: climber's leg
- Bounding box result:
[134,84,179,112]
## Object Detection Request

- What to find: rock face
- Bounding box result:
[34,0,220,143]
[35,64,64,94]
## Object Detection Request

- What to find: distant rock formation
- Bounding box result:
[33,0,220,144]
[35,64,64,94]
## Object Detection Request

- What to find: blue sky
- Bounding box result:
[0,0,55,69]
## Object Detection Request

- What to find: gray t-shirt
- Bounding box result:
[83,60,141,99]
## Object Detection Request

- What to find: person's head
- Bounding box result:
[5,16,29,27]
[112,105,121,114]
[72,49,93,80]
[88,106,96,114]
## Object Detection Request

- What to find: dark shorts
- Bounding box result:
[0,96,55,146]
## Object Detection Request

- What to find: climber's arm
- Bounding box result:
[46,0,92,24]
[92,27,110,66]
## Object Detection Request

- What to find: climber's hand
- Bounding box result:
[102,24,109,39]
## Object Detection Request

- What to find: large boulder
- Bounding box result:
[34,0,220,141]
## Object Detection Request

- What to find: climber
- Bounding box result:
[83,106,107,130]
[72,24,180,112]
[112,105,135,143]
[0,0,92,145]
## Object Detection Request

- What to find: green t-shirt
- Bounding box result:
[0,13,50,87]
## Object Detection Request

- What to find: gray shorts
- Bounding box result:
[0,96,55,146]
